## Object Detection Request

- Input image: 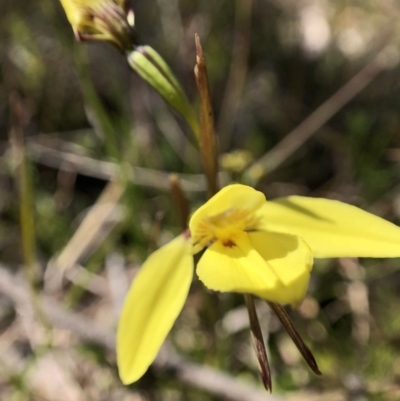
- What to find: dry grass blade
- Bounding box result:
[245,294,272,392]
[8,93,39,285]
[27,139,229,192]
[52,180,123,272]
[267,302,321,375]
[45,181,124,292]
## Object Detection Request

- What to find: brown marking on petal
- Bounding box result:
[223,240,236,248]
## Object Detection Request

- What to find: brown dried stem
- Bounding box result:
[194,34,219,197]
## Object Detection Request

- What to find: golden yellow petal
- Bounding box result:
[117,234,193,384]
[248,231,313,305]
[189,184,265,234]
[259,196,400,258]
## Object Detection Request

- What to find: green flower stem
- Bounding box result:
[9,94,39,286]
[9,93,53,346]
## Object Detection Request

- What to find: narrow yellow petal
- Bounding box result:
[248,232,313,304]
[117,235,193,384]
[196,232,282,296]
[190,185,265,234]
[259,196,400,258]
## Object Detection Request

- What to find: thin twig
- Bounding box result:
[27,140,228,192]
[47,181,124,276]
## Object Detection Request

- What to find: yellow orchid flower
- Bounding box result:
[59,0,135,51]
[117,184,400,385]
[190,185,313,304]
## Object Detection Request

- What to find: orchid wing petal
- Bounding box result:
[259,196,400,258]
[117,234,193,384]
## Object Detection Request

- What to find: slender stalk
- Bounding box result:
[245,294,272,392]
[8,92,52,344]
[8,93,39,286]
